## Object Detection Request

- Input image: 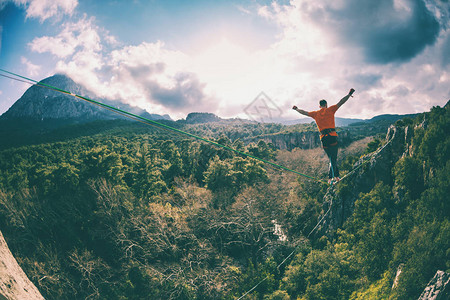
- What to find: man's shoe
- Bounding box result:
[328,179,333,184]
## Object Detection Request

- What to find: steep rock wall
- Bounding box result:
[245,130,351,150]
[0,231,44,300]
[314,123,413,238]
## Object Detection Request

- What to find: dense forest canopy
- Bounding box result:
[0,103,448,299]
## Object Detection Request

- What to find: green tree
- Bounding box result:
[159,140,183,184]
[204,155,235,194]
[132,151,167,200]
[393,157,424,206]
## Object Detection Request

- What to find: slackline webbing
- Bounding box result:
[0,68,395,299]
[236,135,395,299]
[0,68,327,184]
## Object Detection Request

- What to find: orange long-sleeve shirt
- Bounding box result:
[308,105,339,138]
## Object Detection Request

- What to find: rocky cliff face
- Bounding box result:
[314,122,416,238]
[245,130,352,150]
[0,231,44,300]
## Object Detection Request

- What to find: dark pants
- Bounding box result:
[321,135,339,179]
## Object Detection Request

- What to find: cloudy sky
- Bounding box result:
[0,0,449,121]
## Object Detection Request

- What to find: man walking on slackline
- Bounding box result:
[292,88,355,184]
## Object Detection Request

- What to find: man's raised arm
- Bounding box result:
[337,88,355,108]
[292,106,310,117]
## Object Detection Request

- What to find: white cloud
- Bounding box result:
[244,0,449,119]
[26,0,449,120]
[12,0,78,22]
[21,56,41,76]
[29,16,101,58]
[101,42,213,117]
[236,4,252,15]
[36,21,215,118]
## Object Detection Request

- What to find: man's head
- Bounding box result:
[319,99,327,108]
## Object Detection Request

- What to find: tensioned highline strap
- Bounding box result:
[1,69,395,299]
[0,68,327,184]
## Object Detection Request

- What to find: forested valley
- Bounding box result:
[0,103,448,299]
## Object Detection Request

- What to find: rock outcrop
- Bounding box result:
[245,130,351,150]
[0,231,44,300]
[314,123,412,238]
[185,112,222,124]
[417,270,450,300]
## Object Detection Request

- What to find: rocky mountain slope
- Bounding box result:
[0,74,170,122]
[245,129,352,150]
[315,121,416,238]
[309,101,449,299]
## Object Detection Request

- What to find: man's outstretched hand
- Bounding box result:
[292,105,298,110]
[349,88,355,96]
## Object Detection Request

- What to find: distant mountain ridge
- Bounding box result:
[1,74,421,128]
[281,114,419,126]
[0,74,171,122]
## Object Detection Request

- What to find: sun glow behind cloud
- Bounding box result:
[192,38,266,114]
[1,0,449,120]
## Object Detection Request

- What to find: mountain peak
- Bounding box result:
[39,73,79,89]
[0,74,171,123]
